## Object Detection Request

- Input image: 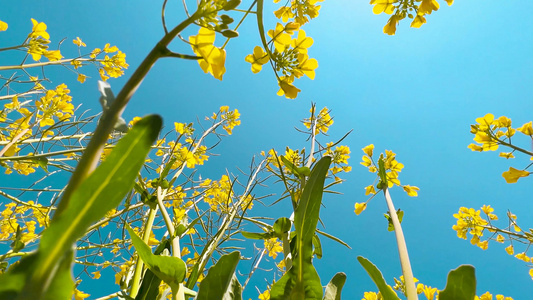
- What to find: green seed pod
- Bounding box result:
[223,0,241,11]
[221,30,239,38]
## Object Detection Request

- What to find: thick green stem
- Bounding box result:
[383,188,418,300]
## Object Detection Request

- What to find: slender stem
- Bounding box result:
[0,58,93,71]
[383,188,418,300]
[55,9,203,216]
[130,207,158,298]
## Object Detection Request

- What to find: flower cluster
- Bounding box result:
[468,113,532,183]
[25,19,63,61]
[89,43,129,81]
[453,205,533,279]
[244,0,321,99]
[356,145,419,215]
[0,201,49,247]
[246,22,317,99]
[369,0,453,35]
[303,106,333,135]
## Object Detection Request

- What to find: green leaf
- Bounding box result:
[323,272,346,300]
[273,217,291,238]
[21,115,163,296]
[270,156,331,300]
[43,250,74,300]
[223,0,241,11]
[196,251,241,300]
[315,229,351,249]
[223,274,242,300]
[127,224,187,290]
[312,234,322,259]
[357,256,400,300]
[241,231,273,240]
[280,155,301,177]
[439,265,476,300]
[385,209,404,232]
[135,239,170,300]
[0,253,38,298]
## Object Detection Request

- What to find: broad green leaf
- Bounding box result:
[323,272,346,300]
[43,250,74,300]
[357,256,400,300]
[439,265,476,300]
[196,251,241,300]
[270,156,331,300]
[127,225,187,290]
[0,253,38,298]
[135,239,170,300]
[19,115,163,297]
[222,274,243,300]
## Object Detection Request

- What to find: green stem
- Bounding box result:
[55,9,203,217]
[383,188,418,300]
[130,207,158,298]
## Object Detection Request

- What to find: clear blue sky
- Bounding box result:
[2,0,533,299]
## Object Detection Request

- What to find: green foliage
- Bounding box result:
[357,256,400,300]
[127,225,187,291]
[0,115,162,299]
[439,265,477,300]
[323,273,347,300]
[196,251,241,300]
[270,156,331,300]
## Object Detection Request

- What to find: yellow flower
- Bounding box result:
[363,144,374,157]
[277,77,301,99]
[403,185,419,197]
[362,292,379,300]
[291,30,314,54]
[383,15,399,35]
[73,37,86,47]
[411,14,426,28]
[77,74,87,83]
[245,46,269,73]
[515,252,530,262]
[502,167,529,183]
[499,152,514,159]
[517,121,533,136]
[365,185,376,195]
[418,0,440,15]
[29,19,50,40]
[0,20,7,31]
[370,0,395,14]
[505,245,514,255]
[295,53,318,80]
[189,28,226,80]
[354,202,367,215]
[258,289,270,300]
[268,23,292,53]
[264,238,283,259]
[445,0,454,5]
[73,289,90,300]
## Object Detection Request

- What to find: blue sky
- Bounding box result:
[2,0,533,299]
